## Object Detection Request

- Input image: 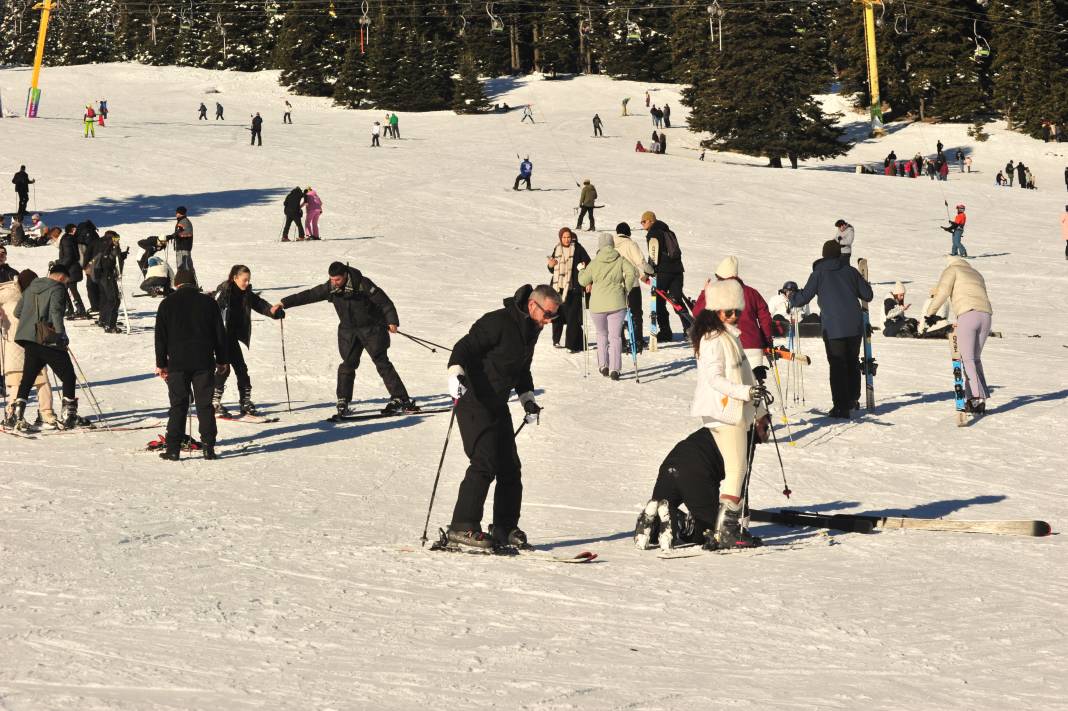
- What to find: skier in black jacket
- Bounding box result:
[250,112,263,146]
[57,224,88,318]
[212,265,284,418]
[443,283,560,550]
[95,230,128,333]
[641,210,685,343]
[77,220,103,314]
[272,262,417,416]
[281,186,305,241]
[11,165,34,223]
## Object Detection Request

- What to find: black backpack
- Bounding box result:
[660,228,682,261]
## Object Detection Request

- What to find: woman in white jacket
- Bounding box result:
[690,279,769,549]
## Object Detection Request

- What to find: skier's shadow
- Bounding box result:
[987,388,1068,415]
[858,494,1007,520]
[634,357,695,383]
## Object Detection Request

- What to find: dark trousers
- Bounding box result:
[251,128,262,145]
[215,338,251,392]
[513,175,531,190]
[336,327,409,402]
[626,286,644,352]
[371,134,380,146]
[450,395,522,532]
[651,430,722,540]
[16,341,76,400]
[654,272,684,341]
[216,111,224,120]
[283,112,292,124]
[593,125,603,137]
[99,278,120,328]
[66,283,86,315]
[576,206,595,230]
[16,194,28,221]
[551,287,584,351]
[166,369,216,448]
[199,111,207,120]
[85,278,100,312]
[823,334,862,411]
[283,214,304,240]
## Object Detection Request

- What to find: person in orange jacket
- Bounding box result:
[941,204,968,257]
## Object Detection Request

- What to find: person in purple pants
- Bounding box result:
[926,257,993,413]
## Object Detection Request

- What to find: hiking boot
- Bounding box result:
[706,505,762,551]
[445,527,495,550]
[159,450,181,461]
[213,388,232,418]
[489,524,530,549]
[59,397,80,430]
[656,499,677,551]
[203,445,217,460]
[336,399,350,417]
[381,397,419,416]
[239,388,259,416]
[634,499,661,550]
[11,398,31,431]
[281,236,291,242]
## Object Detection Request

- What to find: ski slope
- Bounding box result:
[0,64,1065,710]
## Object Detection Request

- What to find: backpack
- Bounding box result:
[86,107,96,118]
[660,228,682,261]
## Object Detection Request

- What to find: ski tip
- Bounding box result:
[1035,521,1053,537]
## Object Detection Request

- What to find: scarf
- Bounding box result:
[551,243,575,299]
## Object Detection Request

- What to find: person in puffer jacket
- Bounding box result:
[577,232,638,379]
[691,255,773,372]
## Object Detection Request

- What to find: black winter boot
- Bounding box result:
[11,398,31,431]
[336,398,350,417]
[212,388,232,418]
[445,527,495,550]
[60,397,80,430]
[239,388,259,416]
[489,524,531,549]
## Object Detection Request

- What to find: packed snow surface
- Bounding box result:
[1,64,1066,710]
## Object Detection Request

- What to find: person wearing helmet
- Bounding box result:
[941,204,968,257]
[767,280,809,337]
[882,281,919,337]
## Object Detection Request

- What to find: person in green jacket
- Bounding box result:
[578,233,639,380]
[389,112,399,139]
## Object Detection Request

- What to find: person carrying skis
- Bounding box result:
[154,269,229,461]
[575,179,598,231]
[592,113,603,137]
[546,227,590,353]
[94,230,127,334]
[282,186,305,242]
[443,284,560,550]
[272,262,419,417]
[578,233,638,380]
[57,224,87,318]
[215,102,224,120]
[693,256,772,371]
[925,257,992,414]
[212,265,285,418]
[250,113,263,146]
[941,204,967,257]
[1,270,58,430]
[882,281,919,338]
[198,102,208,120]
[11,165,34,223]
[789,240,873,419]
[640,210,685,344]
[303,187,322,240]
[613,222,654,354]
[513,157,533,191]
[521,104,534,124]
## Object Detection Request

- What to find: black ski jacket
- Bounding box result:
[12,170,32,196]
[280,266,398,332]
[155,285,228,371]
[57,233,84,283]
[214,279,276,348]
[646,219,684,275]
[283,188,304,218]
[449,284,542,405]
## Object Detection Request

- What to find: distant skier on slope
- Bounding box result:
[592,113,603,137]
[513,157,533,191]
[520,104,534,124]
[575,179,597,231]
[198,102,208,120]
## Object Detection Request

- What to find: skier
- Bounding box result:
[0,245,18,282]
[1016,162,1026,189]
[521,104,534,124]
[833,219,855,263]
[283,100,292,124]
[592,113,603,137]
[941,204,967,257]
[99,99,108,120]
[613,222,653,354]
[94,231,127,334]
[212,265,285,418]
[513,156,533,191]
[154,269,229,461]
[576,179,597,231]
[281,186,305,242]
[167,206,196,282]
[11,165,33,223]
[789,240,873,419]
[925,257,993,414]
[642,278,769,549]
[578,233,639,380]
[56,224,87,318]
[882,281,919,337]
[371,121,381,147]
[198,102,208,120]
[640,211,685,343]
[250,113,263,146]
[621,97,630,116]
[955,148,965,172]
[10,264,81,431]
[1,270,58,429]
[443,284,560,550]
[78,220,104,315]
[1005,160,1014,187]
[215,102,224,120]
[389,111,399,138]
[271,262,419,417]
[83,105,96,137]
[692,256,773,370]
[644,90,650,108]
[303,187,322,240]
[546,227,590,353]
[139,255,174,297]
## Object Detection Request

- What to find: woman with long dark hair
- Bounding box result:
[212,265,284,418]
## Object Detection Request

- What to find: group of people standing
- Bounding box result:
[997,160,1036,189]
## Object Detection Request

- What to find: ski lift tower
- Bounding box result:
[26,0,56,118]
[854,0,885,137]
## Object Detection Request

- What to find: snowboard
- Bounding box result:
[856,258,876,410]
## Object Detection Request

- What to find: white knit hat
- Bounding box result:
[704,279,744,311]
[714,255,739,279]
[891,281,905,295]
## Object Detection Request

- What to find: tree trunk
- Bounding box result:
[532,22,540,73]
[788,152,799,169]
[919,97,926,122]
[510,20,520,72]
[768,154,783,168]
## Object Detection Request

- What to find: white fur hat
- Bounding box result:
[714,255,739,279]
[891,281,905,295]
[704,279,745,312]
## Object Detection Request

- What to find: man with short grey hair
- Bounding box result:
[443,283,559,551]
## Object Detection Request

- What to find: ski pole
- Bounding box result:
[420,404,457,547]
[68,347,110,430]
[396,330,452,353]
[626,308,640,383]
[760,391,792,498]
[764,352,796,446]
[280,320,292,412]
[581,289,590,378]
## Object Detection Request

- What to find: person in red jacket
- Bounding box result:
[691,256,773,373]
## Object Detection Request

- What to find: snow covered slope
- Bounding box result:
[0,64,1065,710]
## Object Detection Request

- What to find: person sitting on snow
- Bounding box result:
[882,281,919,338]
[917,287,952,339]
[768,280,810,337]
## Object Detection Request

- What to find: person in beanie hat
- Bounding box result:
[612,222,653,353]
[882,281,918,337]
[578,232,639,379]
[0,268,58,429]
[167,206,196,283]
[546,227,590,352]
[789,240,873,418]
[639,210,685,343]
[154,268,229,460]
[576,179,598,231]
[691,255,773,371]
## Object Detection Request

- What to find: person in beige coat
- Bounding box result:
[689,278,769,549]
[925,256,993,413]
[578,233,638,379]
[0,272,57,428]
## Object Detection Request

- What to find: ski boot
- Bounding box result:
[59,397,80,430]
[336,398,350,418]
[965,398,986,415]
[212,388,233,418]
[445,527,495,551]
[380,397,420,416]
[239,388,260,417]
[37,411,60,431]
[203,444,217,460]
[489,524,531,550]
[656,499,677,551]
[633,499,661,550]
[159,450,181,461]
[705,504,762,551]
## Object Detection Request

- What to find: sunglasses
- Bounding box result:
[533,301,559,320]
[723,309,742,317]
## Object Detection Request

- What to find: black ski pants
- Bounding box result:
[283,213,304,240]
[85,278,100,312]
[651,430,722,540]
[98,278,120,329]
[823,334,862,411]
[166,369,216,449]
[65,283,86,315]
[450,395,522,533]
[215,337,251,393]
[336,326,409,403]
[16,193,28,222]
[371,134,380,147]
[593,124,603,137]
[551,288,585,352]
[513,175,531,190]
[251,128,262,146]
[654,272,684,342]
[16,341,76,400]
[576,206,595,230]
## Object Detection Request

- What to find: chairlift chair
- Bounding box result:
[486,2,503,32]
[973,20,991,59]
[625,9,640,43]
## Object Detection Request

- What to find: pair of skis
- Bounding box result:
[750,508,1051,537]
[857,258,876,410]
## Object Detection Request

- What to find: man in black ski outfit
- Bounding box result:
[640,210,685,343]
[154,269,228,461]
[77,220,104,315]
[250,112,263,146]
[11,166,34,223]
[281,186,305,241]
[444,284,560,550]
[272,262,418,416]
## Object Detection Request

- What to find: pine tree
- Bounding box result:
[273,0,347,96]
[535,0,577,74]
[988,1,1029,129]
[452,47,488,113]
[333,31,373,108]
[598,1,674,81]
[0,0,43,65]
[1016,0,1068,137]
